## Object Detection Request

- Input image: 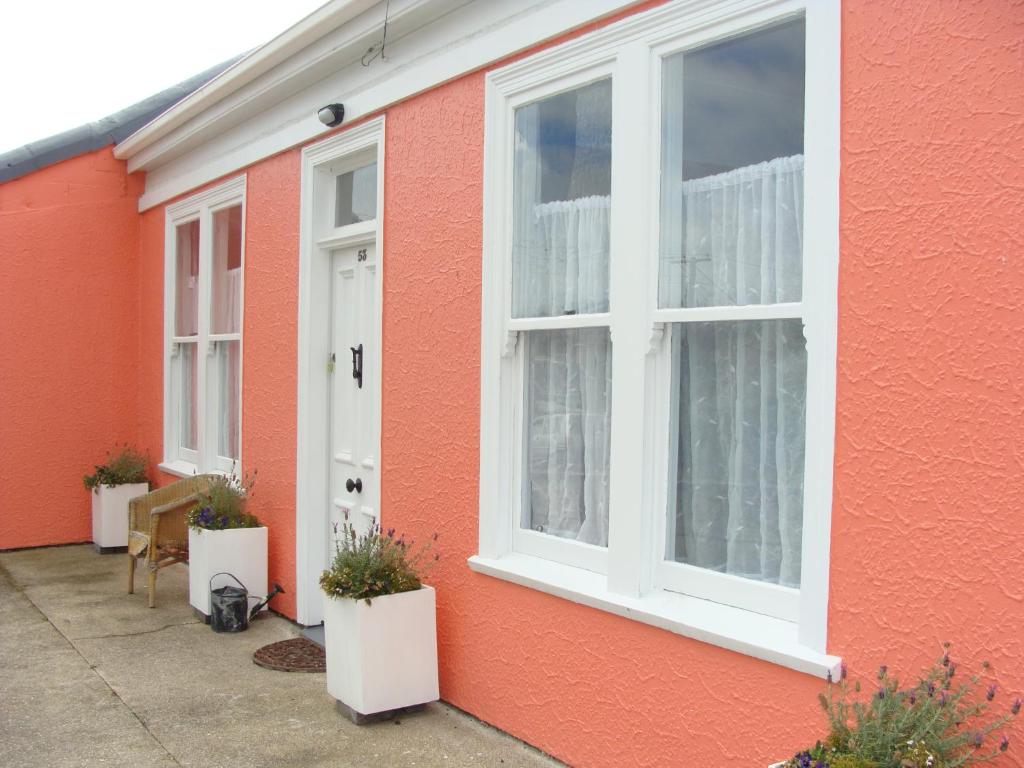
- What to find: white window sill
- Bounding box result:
[468,553,841,679]
[158,460,198,479]
[159,460,234,480]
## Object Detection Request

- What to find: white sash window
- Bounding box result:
[163,177,246,476]
[473,0,841,677]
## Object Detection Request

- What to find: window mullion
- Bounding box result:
[197,208,213,472]
[605,42,653,598]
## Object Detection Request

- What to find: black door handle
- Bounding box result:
[350,344,363,388]
[345,478,363,494]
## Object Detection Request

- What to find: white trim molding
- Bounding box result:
[476,0,841,676]
[295,116,386,626]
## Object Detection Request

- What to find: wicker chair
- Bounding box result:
[127,475,215,608]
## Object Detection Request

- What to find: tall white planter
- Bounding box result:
[323,586,439,720]
[188,527,268,618]
[91,483,148,553]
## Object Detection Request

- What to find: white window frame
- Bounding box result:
[162,175,246,477]
[471,0,841,678]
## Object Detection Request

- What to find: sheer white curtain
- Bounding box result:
[661,155,804,308]
[216,339,240,460]
[666,156,806,587]
[522,200,611,546]
[512,85,612,546]
[213,268,241,334]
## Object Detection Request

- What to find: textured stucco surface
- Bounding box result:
[829,1,1024,764]
[0,147,142,550]
[12,0,1023,766]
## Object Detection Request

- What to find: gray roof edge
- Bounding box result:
[0,55,245,185]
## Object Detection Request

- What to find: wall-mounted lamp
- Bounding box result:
[318,103,345,127]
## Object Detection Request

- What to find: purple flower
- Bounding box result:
[948,661,957,678]
[908,691,917,705]
[877,687,886,700]
[928,682,936,697]
[386,527,395,538]
[939,690,949,706]
[1012,698,1022,715]
[942,652,950,667]
[878,665,888,679]
[987,684,998,701]
[1000,735,1010,752]
[973,732,984,748]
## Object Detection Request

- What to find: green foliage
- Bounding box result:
[83,445,149,491]
[186,470,259,531]
[320,516,438,604]
[785,648,1017,768]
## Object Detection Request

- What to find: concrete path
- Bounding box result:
[0,545,559,768]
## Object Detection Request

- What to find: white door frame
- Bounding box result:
[296,116,385,626]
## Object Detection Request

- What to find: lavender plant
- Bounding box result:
[320,514,439,604]
[186,470,258,531]
[784,646,1018,768]
[83,444,149,491]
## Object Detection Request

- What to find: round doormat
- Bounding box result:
[253,637,326,673]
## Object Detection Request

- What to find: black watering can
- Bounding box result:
[209,572,285,633]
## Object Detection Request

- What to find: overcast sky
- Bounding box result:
[0,0,328,155]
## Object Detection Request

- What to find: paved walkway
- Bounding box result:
[0,545,559,768]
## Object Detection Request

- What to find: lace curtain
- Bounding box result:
[513,83,612,546]
[521,200,612,547]
[665,156,807,588]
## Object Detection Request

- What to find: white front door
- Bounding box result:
[329,242,379,554]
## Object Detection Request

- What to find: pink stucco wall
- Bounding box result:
[377,2,1024,764]
[5,0,1020,765]
[0,148,143,550]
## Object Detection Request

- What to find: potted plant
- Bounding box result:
[84,445,149,553]
[773,645,1019,767]
[320,517,440,723]
[186,471,267,622]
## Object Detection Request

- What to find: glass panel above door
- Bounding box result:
[335,162,377,227]
[658,19,806,309]
[512,79,612,318]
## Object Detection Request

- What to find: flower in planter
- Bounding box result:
[785,646,1019,768]
[186,470,259,532]
[83,444,149,491]
[319,514,439,604]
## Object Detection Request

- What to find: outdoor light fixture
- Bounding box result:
[318,103,345,127]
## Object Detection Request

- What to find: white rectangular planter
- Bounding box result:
[323,586,439,717]
[188,527,268,617]
[91,483,148,552]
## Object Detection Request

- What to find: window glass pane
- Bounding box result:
[215,340,241,460]
[179,342,198,451]
[335,162,377,227]
[212,205,242,334]
[666,319,806,587]
[659,19,805,308]
[175,220,200,336]
[512,80,611,318]
[522,328,611,546]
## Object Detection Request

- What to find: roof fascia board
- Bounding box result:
[114,0,381,160]
[124,0,451,172]
[133,0,641,211]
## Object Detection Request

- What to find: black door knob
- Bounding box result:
[345,478,363,493]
